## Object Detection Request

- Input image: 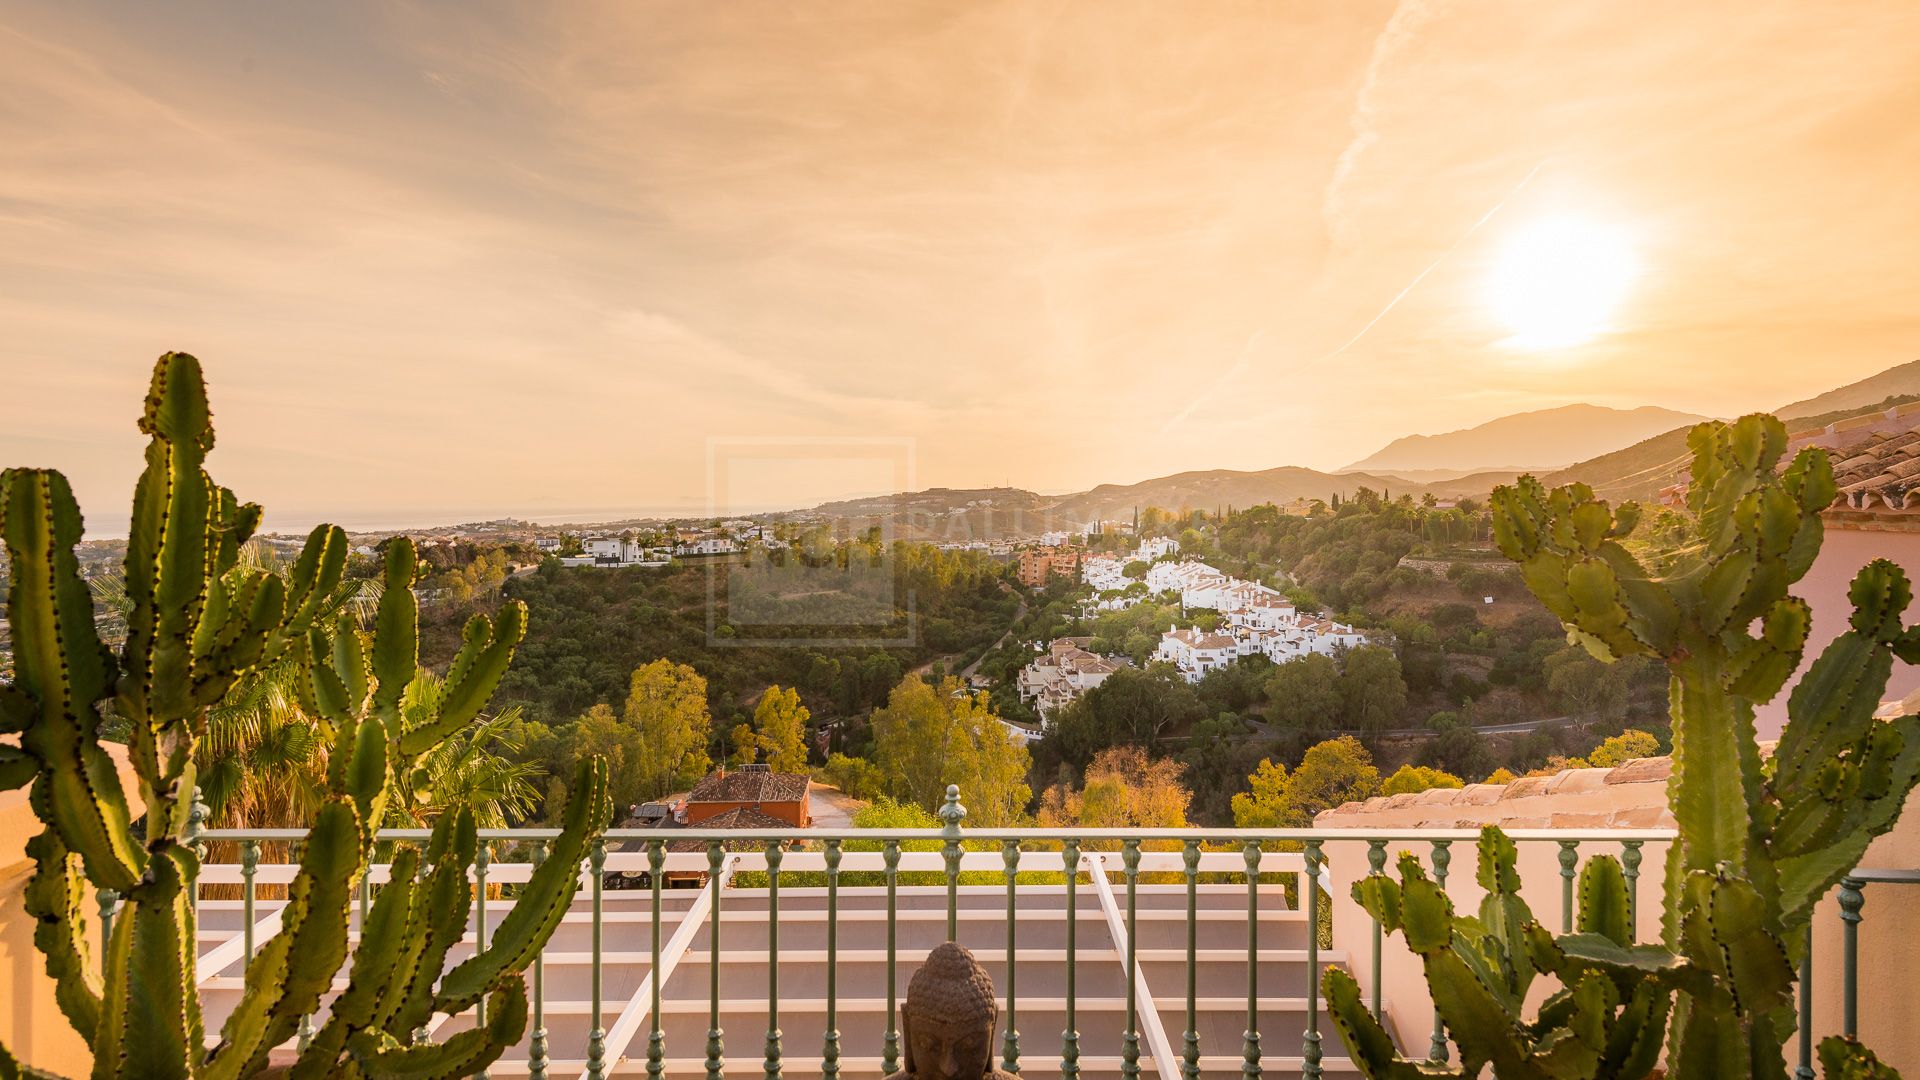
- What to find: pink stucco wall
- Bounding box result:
[1756,527,1920,738]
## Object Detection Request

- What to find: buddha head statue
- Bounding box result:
[898,941,1001,1080]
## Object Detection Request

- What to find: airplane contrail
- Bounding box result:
[1320,159,1547,362]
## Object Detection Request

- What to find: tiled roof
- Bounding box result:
[686,770,810,804]
[666,806,796,853]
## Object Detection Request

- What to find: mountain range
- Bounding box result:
[1343,404,1708,477]
[790,358,1920,534]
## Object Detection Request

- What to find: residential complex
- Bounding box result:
[1016,636,1131,714]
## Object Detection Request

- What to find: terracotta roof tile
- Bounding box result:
[687,770,810,804]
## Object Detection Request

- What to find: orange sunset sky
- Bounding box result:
[3,2,1919,528]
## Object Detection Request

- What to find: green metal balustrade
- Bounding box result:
[167,806,1905,1077]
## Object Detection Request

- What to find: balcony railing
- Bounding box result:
[147,809,1907,1078]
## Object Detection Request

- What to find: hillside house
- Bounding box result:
[683,765,812,828]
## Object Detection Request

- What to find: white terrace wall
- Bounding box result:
[1314,757,1920,1075]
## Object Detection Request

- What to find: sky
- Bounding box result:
[4,1,1920,531]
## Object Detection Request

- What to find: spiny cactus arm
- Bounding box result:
[1675,870,1794,1019]
[1470,827,1538,1002]
[92,848,199,1080]
[1574,855,1632,946]
[397,603,526,758]
[292,847,423,1080]
[204,800,360,1080]
[387,810,477,1034]
[2,469,142,891]
[435,758,608,1012]
[123,352,219,729]
[1776,714,1920,925]
[1776,562,1913,783]
[1600,984,1672,1080]
[299,624,358,727]
[370,539,420,724]
[188,569,285,711]
[350,979,528,1080]
[1420,951,1538,1078]
[332,610,370,709]
[1520,973,1611,1079]
[1727,596,1812,704]
[1817,1036,1902,1080]
[0,682,31,734]
[1321,967,1461,1079]
[274,525,349,656]
[22,831,101,1040]
[339,717,391,846]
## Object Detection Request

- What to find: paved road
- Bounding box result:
[1237,714,1574,740]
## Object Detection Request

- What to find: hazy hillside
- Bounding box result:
[1346,404,1707,474]
[1777,359,1920,420]
[1546,390,1920,503]
[790,469,1519,538]
[1047,467,1515,524]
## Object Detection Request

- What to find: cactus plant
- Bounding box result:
[0,352,610,1078]
[1472,414,1916,1077]
[1326,827,1675,1080]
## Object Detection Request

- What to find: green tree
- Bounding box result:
[1338,644,1407,733]
[727,721,759,766]
[1586,728,1660,769]
[624,658,713,799]
[1038,746,1191,828]
[870,674,1032,825]
[752,684,811,773]
[819,752,886,800]
[1230,735,1382,826]
[1380,763,1463,797]
[1262,653,1342,737]
[1049,663,1204,770]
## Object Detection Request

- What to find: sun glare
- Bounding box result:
[1486,216,1640,350]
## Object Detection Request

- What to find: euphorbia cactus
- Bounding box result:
[1325,828,1672,1080]
[1470,414,1918,1077]
[0,353,609,1079]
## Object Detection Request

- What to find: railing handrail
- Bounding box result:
[196,825,1679,844]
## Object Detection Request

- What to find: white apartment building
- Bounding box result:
[1081,556,1129,593]
[1136,535,1180,561]
[1017,637,1129,716]
[675,536,739,556]
[1153,626,1241,680]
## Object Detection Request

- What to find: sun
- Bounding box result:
[1485,216,1640,350]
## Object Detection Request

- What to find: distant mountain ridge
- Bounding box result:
[1345,404,1709,475]
[788,358,1920,538]
[1548,359,1920,502]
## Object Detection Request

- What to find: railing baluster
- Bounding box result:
[1365,838,1386,1016]
[1241,840,1262,1080]
[1002,838,1021,1074]
[1122,839,1142,1079]
[883,838,901,1074]
[185,792,206,925]
[241,840,259,960]
[1062,837,1081,1080]
[1302,839,1324,1080]
[587,837,608,1080]
[475,840,490,1079]
[824,839,843,1079]
[648,838,666,1080]
[529,841,550,1080]
[941,784,965,942]
[1796,921,1814,1080]
[1428,840,1452,1064]
[706,841,726,1080]
[96,888,117,970]
[1839,875,1864,1038]
[1182,839,1201,1080]
[1558,840,1579,934]
[764,841,784,1080]
[1621,840,1642,941]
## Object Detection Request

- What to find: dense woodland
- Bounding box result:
[378,491,1673,829]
